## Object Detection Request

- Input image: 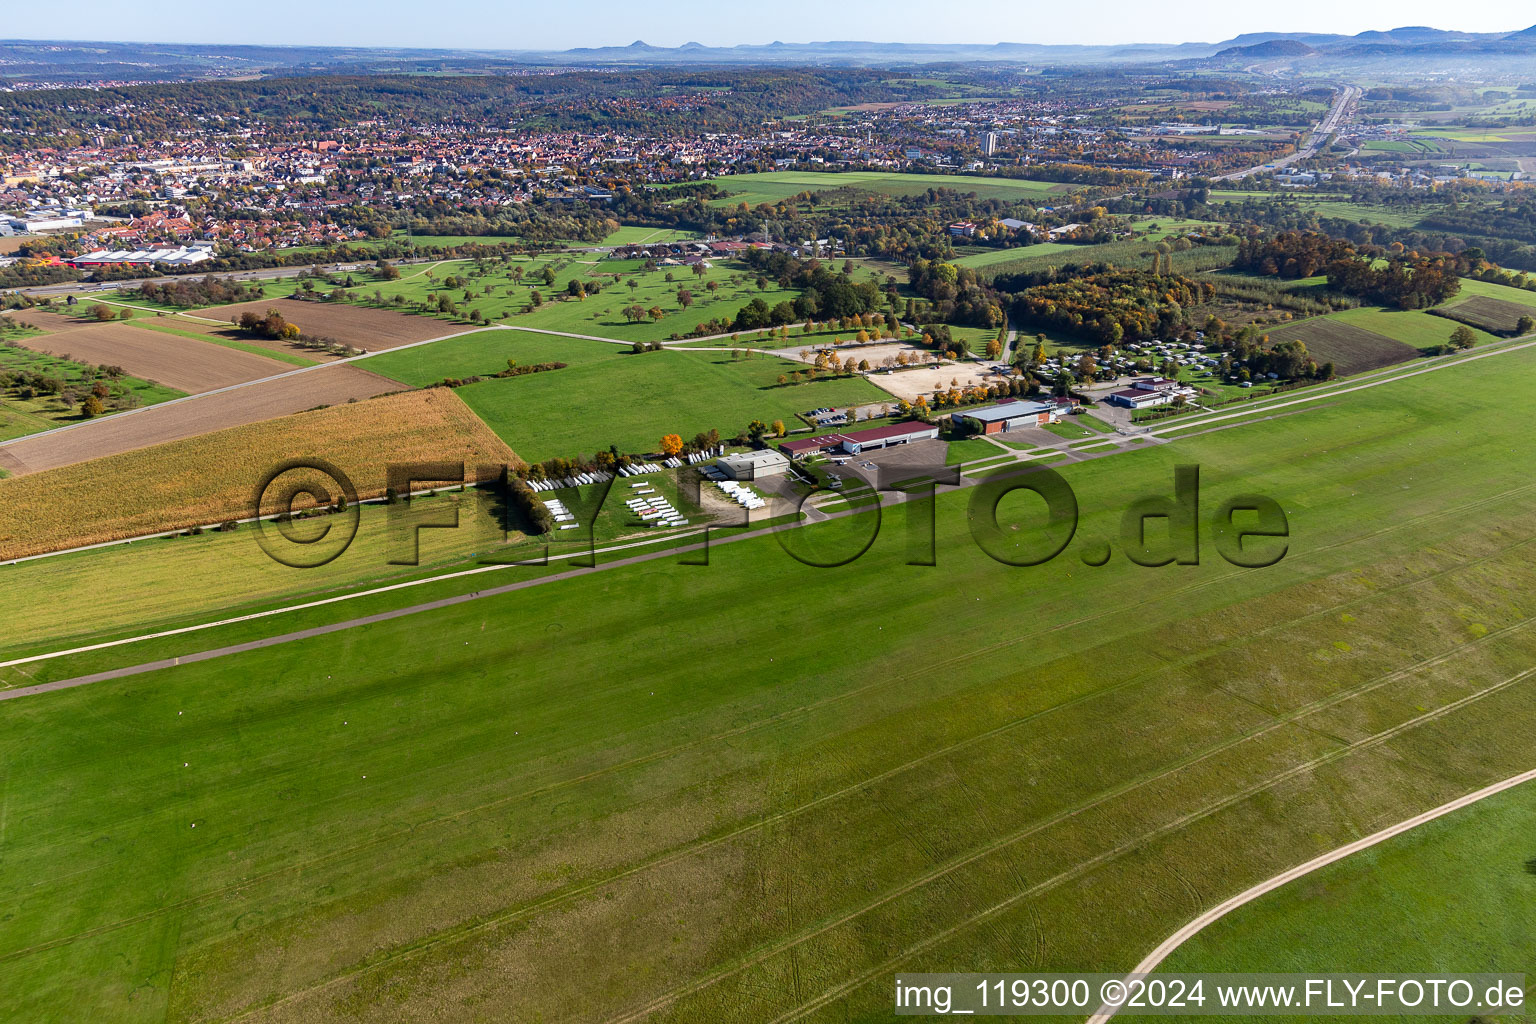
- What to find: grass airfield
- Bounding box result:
[3,338,1536,1020]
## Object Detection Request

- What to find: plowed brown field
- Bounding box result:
[18,312,293,392]
[0,363,401,475]
[195,298,453,352]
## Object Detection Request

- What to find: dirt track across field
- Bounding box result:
[16,312,294,392]
[195,298,450,352]
[0,364,401,475]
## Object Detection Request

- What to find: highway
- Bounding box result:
[6,256,448,300]
[1212,84,1359,182]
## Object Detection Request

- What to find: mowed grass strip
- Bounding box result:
[6,347,1536,1021]
[126,319,320,367]
[0,388,519,558]
[12,315,298,393]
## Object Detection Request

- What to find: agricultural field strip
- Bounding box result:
[756,665,1535,1024]
[1,476,503,567]
[5,477,1529,977]
[75,297,231,325]
[0,323,496,451]
[1086,767,1536,1024]
[208,553,1536,1022]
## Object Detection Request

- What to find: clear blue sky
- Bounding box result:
[4,0,1531,50]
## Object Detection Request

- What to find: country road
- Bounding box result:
[1085,766,1536,1023]
[1212,84,1359,182]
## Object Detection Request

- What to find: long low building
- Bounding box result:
[779,420,940,460]
[69,246,214,268]
[714,449,790,481]
[950,400,1059,434]
[1104,376,1199,409]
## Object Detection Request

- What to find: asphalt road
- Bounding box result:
[1212,85,1360,182]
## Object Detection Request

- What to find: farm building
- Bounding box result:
[715,449,790,481]
[779,420,940,460]
[950,400,1058,434]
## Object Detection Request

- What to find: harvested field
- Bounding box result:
[195,297,456,352]
[1263,317,1419,376]
[0,363,400,476]
[0,388,518,559]
[1435,296,1536,336]
[15,312,293,392]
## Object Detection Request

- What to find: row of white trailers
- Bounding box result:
[528,471,616,492]
[626,481,688,528]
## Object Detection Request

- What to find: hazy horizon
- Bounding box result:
[2,0,1531,52]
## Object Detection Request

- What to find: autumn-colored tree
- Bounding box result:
[771,419,786,437]
[659,434,684,457]
[80,393,104,418]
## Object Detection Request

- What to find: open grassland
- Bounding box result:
[1262,315,1421,376]
[4,345,1536,1021]
[691,170,1075,207]
[952,244,1075,269]
[401,226,701,250]
[340,254,801,344]
[0,363,401,476]
[449,339,887,460]
[15,312,297,393]
[1156,780,1536,999]
[0,388,517,559]
[0,345,183,444]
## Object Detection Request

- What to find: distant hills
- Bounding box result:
[0,24,1532,80]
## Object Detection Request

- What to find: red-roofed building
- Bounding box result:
[779,420,939,459]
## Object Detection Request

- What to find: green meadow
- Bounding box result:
[456,341,885,459]
[1157,779,1536,1006]
[4,340,1536,1021]
[362,329,889,460]
[692,170,1075,207]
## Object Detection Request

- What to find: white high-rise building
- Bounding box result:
[982,132,999,156]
